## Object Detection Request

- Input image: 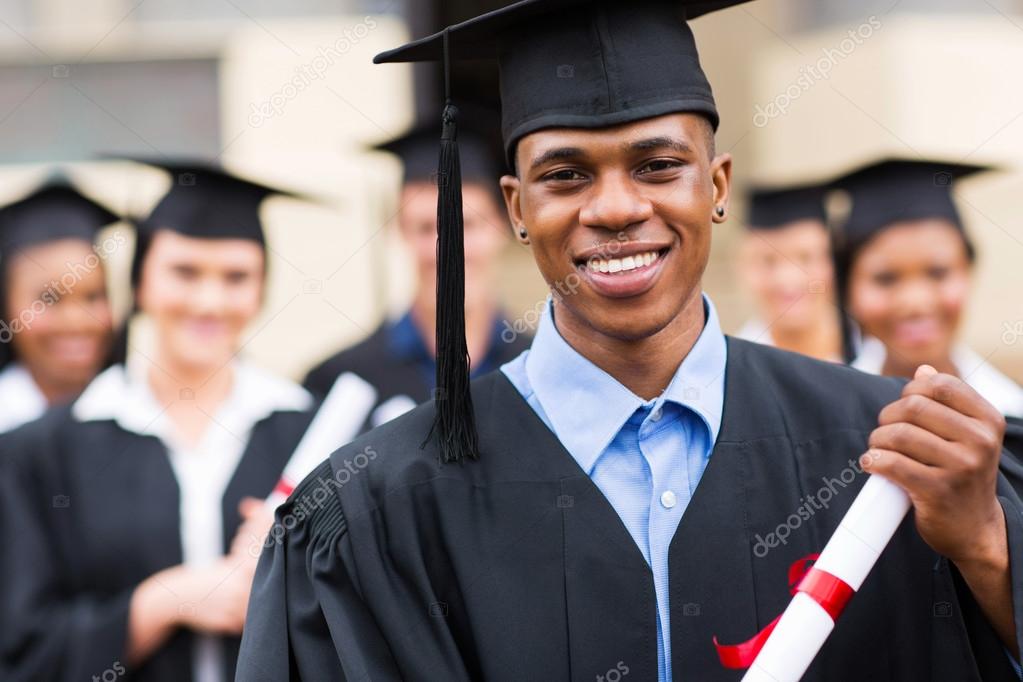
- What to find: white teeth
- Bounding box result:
[585,250,661,274]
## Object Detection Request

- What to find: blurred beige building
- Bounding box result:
[0,0,1021,381]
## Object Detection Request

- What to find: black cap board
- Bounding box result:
[746,184,827,231]
[374,0,751,464]
[0,179,119,255]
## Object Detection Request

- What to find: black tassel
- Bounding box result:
[425,102,479,464]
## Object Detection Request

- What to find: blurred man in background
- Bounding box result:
[735,183,842,362]
[303,118,531,431]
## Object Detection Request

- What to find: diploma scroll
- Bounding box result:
[265,371,377,509]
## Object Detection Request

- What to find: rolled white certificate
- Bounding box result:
[742,474,912,682]
[265,371,378,509]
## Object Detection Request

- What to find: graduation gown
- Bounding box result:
[238,338,1023,681]
[0,372,314,682]
[303,314,531,432]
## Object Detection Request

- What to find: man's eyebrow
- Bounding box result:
[625,136,693,154]
[529,147,585,172]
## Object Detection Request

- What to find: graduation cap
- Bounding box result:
[836,159,990,246]
[746,184,827,231]
[374,0,751,464]
[0,178,119,256]
[117,157,307,286]
[373,115,504,187]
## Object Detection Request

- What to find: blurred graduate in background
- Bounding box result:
[735,183,842,362]
[303,116,531,431]
[0,178,119,433]
[835,159,1023,417]
[0,160,315,682]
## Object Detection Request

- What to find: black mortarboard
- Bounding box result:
[746,184,827,231]
[374,0,750,464]
[124,157,303,245]
[0,179,119,255]
[836,159,989,245]
[376,0,750,163]
[374,118,503,187]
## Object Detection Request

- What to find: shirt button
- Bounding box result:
[660,490,677,509]
[650,407,663,422]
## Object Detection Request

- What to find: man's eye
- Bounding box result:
[545,169,584,182]
[638,159,682,174]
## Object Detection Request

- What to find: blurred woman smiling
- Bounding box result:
[0,160,314,682]
[835,159,1023,417]
[0,179,119,433]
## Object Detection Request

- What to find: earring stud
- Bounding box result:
[519,227,528,239]
[715,206,725,218]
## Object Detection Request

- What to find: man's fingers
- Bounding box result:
[860,447,936,495]
[878,393,977,442]
[900,369,995,422]
[868,423,960,468]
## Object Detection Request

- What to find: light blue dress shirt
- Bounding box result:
[502,295,726,682]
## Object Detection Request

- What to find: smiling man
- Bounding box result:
[237,1,1023,681]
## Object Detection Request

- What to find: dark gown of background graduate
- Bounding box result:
[239,339,1023,681]
[0,160,316,682]
[0,399,312,682]
[302,121,530,431]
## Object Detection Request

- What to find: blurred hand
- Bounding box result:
[230,496,276,558]
[864,364,1007,566]
[170,556,258,635]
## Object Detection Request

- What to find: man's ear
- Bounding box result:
[500,174,528,244]
[710,153,733,224]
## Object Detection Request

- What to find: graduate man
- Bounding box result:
[239,1,1023,680]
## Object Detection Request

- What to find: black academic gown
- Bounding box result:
[302,318,531,433]
[0,404,313,682]
[238,338,1023,681]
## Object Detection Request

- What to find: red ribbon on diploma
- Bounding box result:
[272,479,296,499]
[713,553,855,669]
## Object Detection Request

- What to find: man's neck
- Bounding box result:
[552,290,706,401]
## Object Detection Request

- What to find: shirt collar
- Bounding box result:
[0,363,48,430]
[524,294,727,474]
[388,310,513,373]
[72,361,311,438]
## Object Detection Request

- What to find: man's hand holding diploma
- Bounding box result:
[865,364,1016,657]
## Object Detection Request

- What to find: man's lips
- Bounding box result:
[573,242,672,299]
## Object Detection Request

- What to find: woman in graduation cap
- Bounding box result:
[0,179,119,433]
[735,184,843,361]
[302,119,530,431]
[0,160,316,682]
[834,159,1023,418]
[240,2,1023,680]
